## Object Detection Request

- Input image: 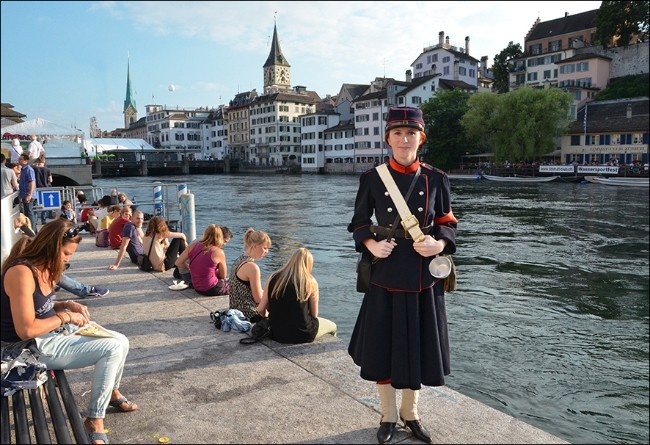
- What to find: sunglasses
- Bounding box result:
[63,227,79,239]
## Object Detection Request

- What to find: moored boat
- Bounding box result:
[583,176,649,187]
[481,174,559,183]
[447,173,482,180]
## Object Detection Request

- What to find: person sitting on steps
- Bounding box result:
[1,219,138,445]
[256,247,337,344]
[142,216,187,272]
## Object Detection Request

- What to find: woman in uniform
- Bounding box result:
[347,106,457,444]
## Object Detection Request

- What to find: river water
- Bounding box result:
[94,174,649,444]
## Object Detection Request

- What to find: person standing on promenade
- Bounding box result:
[256,247,337,344]
[17,153,37,233]
[229,228,272,323]
[27,134,45,161]
[347,107,458,444]
[1,153,19,199]
[32,155,53,226]
[9,138,23,163]
[1,219,138,445]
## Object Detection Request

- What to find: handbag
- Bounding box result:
[137,235,155,272]
[239,318,271,344]
[355,165,421,293]
[95,229,109,248]
[356,251,373,293]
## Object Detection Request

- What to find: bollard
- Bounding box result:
[153,184,163,217]
[177,183,188,232]
[179,193,196,243]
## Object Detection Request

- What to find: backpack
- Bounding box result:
[239,318,271,345]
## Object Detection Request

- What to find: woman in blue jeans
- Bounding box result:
[1,219,138,444]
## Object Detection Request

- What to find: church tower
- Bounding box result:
[263,22,291,93]
[123,58,137,129]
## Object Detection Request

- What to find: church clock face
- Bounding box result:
[279,68,288,84]
[265,68,274,85]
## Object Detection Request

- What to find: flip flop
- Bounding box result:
[108,396,139,412]
[87,431,110,444]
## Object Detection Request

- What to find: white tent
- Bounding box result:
[2,117,83,137]
[87,138,156,156]
[1,118,84,161]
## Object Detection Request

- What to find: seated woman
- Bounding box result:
[142,216,187,272]
[174,224,230,295]
[256,247,337,344]
[1,219,138,445]
[229,228,272,323]
[57,200,77,224]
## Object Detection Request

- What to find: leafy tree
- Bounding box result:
[420,89,475,171]
[459,93,501,153]
[595,1,650,47]
[492,42,523,94]
[461,87,573,163]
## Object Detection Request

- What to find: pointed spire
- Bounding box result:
[263,23,290,68]
[124,58,136,112]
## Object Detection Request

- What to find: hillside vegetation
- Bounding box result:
[595,73,649,100]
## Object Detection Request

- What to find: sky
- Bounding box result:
[1,1,602,135]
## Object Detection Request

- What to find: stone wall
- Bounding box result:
[578,41,649,78]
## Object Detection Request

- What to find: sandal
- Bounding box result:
[108,396,139,412]
[87,431,110,444]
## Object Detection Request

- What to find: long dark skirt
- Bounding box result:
[347,282,450,390]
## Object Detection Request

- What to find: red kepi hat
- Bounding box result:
[385,107,425,132]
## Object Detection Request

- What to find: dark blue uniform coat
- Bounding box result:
[347,158,457,389]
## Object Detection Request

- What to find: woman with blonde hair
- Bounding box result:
[1,219,138,444]
[257,247,337,344]
[174,224,230,296]
[142,216,187,272]
[229,228,271,322]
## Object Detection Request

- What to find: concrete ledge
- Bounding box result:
[58,236,567,444]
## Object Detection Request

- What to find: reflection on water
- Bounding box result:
[95,175,649,444]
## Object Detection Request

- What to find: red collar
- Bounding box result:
[389,158,420,174]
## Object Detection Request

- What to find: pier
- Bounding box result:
[51,237,567,444]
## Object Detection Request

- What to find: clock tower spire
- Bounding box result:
[263,20,291,93]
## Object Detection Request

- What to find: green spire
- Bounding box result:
[124,58,136,112]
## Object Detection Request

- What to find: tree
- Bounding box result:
[461,87,573,163]
[492,42,523,94]
[420,89,476,171]
[595,1,650,47]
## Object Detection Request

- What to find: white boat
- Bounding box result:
[584,176,649,187]
[481,174,559,183]
[447,173,481,180]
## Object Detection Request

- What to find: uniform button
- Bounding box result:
[418,207,424,212]
[387,208,393,212]
[384,191,390,196]
[419,191,424,196]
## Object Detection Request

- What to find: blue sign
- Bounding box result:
[37,190,61,210]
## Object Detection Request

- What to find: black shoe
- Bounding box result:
[377,422,396,444]
[401,418,432,443]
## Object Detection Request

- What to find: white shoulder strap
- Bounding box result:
[376,164,425,242]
